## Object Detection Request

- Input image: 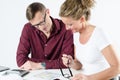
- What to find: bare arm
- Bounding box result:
[88,45,120,80]
[71,46,82,70]
[71,59,82,70]
[62,46,82,70]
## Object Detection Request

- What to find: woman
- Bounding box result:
[59,0,120,80]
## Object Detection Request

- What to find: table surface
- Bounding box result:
[0,68,81,80]
[23,68,81,80]
[0,68,119,80]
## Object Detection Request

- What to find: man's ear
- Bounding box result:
[46,9,50,16]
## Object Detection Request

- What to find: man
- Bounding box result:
[16,2,74,70]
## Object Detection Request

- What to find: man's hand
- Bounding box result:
[20,60,44,70]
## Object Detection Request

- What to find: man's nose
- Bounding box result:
[66,26,71,30]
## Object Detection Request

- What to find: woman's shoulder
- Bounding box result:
[95,27,111,40]
[93,27,105,36]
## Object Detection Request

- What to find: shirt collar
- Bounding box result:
[50,17,61,34]
[29,16,61,34]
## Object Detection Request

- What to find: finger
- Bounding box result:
[70,77,74,80]
[71,77,80,80]
[24,66,32,71]
[67,55,73,59]
[62,56,69,61]
[62,54,68,57]
[20,66,24,69]
[62,58,68,66]
[20,65,25,69]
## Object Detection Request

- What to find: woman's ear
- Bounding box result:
[80,16,85,22]
[79,16,86,29]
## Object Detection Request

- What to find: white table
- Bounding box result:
[23,68,120,80]
[0,68,119,80]
[23,68,81,80]
[0,68,81,80]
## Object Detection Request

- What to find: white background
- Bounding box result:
[0,0,120,68]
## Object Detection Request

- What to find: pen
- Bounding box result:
[67,59,73,77]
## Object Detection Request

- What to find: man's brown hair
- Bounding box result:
[26,2,46,20]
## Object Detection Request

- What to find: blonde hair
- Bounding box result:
[59,0,95,20]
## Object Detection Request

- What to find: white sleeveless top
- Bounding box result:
[74,27,112,75]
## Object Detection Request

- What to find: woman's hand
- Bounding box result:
[71,73,89,80]
[62,54,74,67]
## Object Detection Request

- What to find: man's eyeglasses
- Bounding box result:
[59,59,73,79]
[33,13,46,27]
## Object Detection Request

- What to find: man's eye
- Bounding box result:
[68,24,72,26]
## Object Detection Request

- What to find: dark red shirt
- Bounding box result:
[16,17,74,69]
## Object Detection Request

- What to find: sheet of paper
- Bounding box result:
[34,71,60,80]
[24,71,69,80]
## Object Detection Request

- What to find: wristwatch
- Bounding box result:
[41,62,46,68]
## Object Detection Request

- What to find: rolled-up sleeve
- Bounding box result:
[16,25,30,67]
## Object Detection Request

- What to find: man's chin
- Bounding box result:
[72,30,77,33]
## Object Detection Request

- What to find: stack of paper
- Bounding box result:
[24,71,69,80]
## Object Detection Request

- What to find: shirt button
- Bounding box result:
[40,32,43,35]
[45,54,47,57]
[45,44,47,46]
